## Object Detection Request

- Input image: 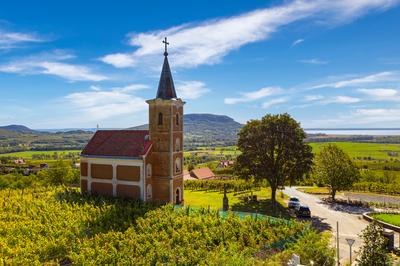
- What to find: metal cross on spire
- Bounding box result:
[163,37,169,56]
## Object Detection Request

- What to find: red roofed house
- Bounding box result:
[80,39,184,204]
[190,167,215,180]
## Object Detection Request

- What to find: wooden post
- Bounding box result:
[337,221,340,266]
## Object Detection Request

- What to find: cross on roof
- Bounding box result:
[163,37,169,56]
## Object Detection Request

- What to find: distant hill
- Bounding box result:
[131,113,243,148]
[0,125,37,134]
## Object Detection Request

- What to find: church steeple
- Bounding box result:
[156,37,177,100]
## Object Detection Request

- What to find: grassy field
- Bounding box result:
[1,142,399,161]
[309,142,400,160]
[184,188,289,217]
[372,213,400,227]
[0,150,81,159]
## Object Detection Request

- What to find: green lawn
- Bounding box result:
[372,213,400,227]
[184,188,290,218]
[0,150,81,159]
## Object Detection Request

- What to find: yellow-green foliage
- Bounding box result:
[297,187,330,195]
[0,186,333,265]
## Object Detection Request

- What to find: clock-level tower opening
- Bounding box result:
[146,37,185,204]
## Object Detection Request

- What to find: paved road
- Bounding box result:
[283,187,369,264]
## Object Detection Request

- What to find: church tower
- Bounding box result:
[146,38,185,204]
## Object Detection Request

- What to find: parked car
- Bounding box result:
[295,205,311,218]
[288,197,300,209]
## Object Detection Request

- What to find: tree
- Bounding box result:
[42,159,72,185]
[315,144,359,200]
[235,113,313,204]
[187,162,195,172]
[357,221,391,266]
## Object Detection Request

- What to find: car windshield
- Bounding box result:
[290,198,299,202]
[300,206,309,211]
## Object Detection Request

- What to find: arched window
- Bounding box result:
[176,113,179,126]
[175,187,181,204]
[147,184,152,200]
[146,163,152,177]
[175,157,181,174]
[175,138,181,152]
[158,113,163,125]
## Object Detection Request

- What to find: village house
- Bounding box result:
[190,167,216,180]
[80,38,184,204]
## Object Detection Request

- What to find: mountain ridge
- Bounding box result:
[130,113,243,147]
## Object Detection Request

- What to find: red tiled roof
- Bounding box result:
[81,130,151,158]
[191,167,215,180]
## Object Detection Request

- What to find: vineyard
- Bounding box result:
[0,186,334,265]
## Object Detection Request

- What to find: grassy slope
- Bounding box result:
[372,213,400,227]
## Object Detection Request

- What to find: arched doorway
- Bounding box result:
[175,187,181,204]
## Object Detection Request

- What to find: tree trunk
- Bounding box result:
[331,189,336,201]
[271,185,277,204]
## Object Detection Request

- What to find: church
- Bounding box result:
[80,38,184,204]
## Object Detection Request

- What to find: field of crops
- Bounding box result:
[0,186,334,265]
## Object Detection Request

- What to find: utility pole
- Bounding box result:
[337,221,340,265]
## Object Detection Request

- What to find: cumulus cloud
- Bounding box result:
[64,84,148,120]
[0,51,108,81]
[101,0,399,69]
[224,87,281,104]
[176,81,209,99]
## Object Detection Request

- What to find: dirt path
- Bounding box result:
[283,187,369,264]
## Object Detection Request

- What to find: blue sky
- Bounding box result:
[1,0,400,129]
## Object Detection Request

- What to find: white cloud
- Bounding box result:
[0,29,45,49]
[358,88,399,100]
[325,96,360,104]
[101,0,399,69]
[176,81,209,99]
[312,71,399,89]
[64,85,148,120]
[224,87,280,104]
[262,97,288,108]
[304,95,324,101]
[292,38,304,46]
[316,108,400,127]
[0,51,107,81]
[101,53,136,68]
[299,58,328,65]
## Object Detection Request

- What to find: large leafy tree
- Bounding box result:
[315,144,359,200]
[235,113,313,203]
[357,221,391,266]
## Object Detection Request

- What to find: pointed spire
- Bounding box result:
[156,37,177,100]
